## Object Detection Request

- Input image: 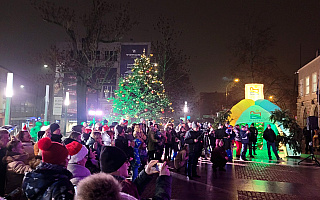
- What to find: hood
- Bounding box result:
[23,162,73,199]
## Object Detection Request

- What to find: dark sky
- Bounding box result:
[1,0,320,93]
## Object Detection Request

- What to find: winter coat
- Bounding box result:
[263,128,277,143]
[23,162,75,200]
[174,149,188,169]
[67,163,91,185]
[184,130,203,154]
[3,152,32,194]
[240,130,249,144]
[51,134,62,143]
[249,127,258,142]
[211,146,228,167]
[147,130,158,152]
[113,169,171,200]
[115,135,130,158]
[215,129,226,139]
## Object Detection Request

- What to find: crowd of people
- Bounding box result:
[0,118,283,199]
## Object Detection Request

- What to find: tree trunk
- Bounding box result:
[77,75,87,124]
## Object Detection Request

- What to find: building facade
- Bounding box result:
[297,55,320,127]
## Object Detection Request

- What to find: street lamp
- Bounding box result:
[5,73,13,125]
[269,96,273,101]
[63,92,70,134]
[225,78,240,107]
[183,101,188,123]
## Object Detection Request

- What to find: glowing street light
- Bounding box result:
[226,78,240,107]
[269,96,273,100]
[20,85,24,89]
[64,92,70,106]
[5,73,13,125]
[44,64,48,68]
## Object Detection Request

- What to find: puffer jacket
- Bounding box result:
[22,162,74,200]
[4,152,32,194]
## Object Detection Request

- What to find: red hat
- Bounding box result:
[102,125,109,132]
[85,127,92,134]
[66,141,88,163]
[38,137,69,165]
[22,124,27,131]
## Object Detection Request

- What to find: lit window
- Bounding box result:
[300,79,303,96]
[306,76,310,95]
[312,72,317,93]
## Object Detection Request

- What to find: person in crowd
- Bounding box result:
[133,123,147,143]
[240,125,249,161]
[244,124,254,158]
[164,125,173,161]
[132,127,144,181]
[0,129,10,196]
[85,147,100,174]
[115,125,130,159]
[3,139,32,195]
[82,127,91,144]
[50,123,62,143]
[249,123,258,156]
[211,139,228,172]
[215,124,226,147]
[100,146,172,200]
[16,130,34,161]
[234,124,242,158]
[170,124,179,161]
[22,137,75,200]
[147,124,158,161]
[66,141,91,185]
[75,173,128,200]
[63,131,82,145]
[263,124,282,160]
[178,126,187,147]
[184,122,203,179]
[154,124,165,162]
[303,126,312,154]
[225,125,235,161]
[102,130,114,146]
[208,126,216,152]
[86,131,104,160]
[174,144,189,172]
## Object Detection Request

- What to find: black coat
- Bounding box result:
[263,128,277,142]
[215,129,226,139]
[184,130,203,153]
[249,127,258,142]
[23,162,74,200]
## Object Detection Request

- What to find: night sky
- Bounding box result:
[1,0,320,93]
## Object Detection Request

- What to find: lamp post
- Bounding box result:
[5,73,13,125]
[44,85,50,122]
[225,78,239,107]
[183,101,188,123]
[63,92,70,134]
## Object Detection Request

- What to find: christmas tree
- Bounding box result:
[110,51,173,123]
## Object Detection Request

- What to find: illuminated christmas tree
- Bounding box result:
[111,52,173,122]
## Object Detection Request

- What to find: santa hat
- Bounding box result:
[84,127,92,134]
[102,125,109,132]
[22,124,28,131]
[66,141,88,163]
[38,137,69,165]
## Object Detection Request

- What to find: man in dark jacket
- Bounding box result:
[240,125,250,161]
[100,146,172,200]
[185,122,203,178]
[249,123,258,156]
[115,125,130,159]
[23,137,74,200]
[263,124,281,160]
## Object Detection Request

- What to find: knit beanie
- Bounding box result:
[66,141,88,163]
[72,125,83,133]
[100,146,127,173]
[50,123,60,134]
[38,137,69,165]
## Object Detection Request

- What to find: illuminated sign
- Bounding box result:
[250,110,262,119]
[245,84,264,101]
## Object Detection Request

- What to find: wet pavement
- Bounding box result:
[141,149,320,200]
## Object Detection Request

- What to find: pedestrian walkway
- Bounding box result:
[141,149,320,200]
